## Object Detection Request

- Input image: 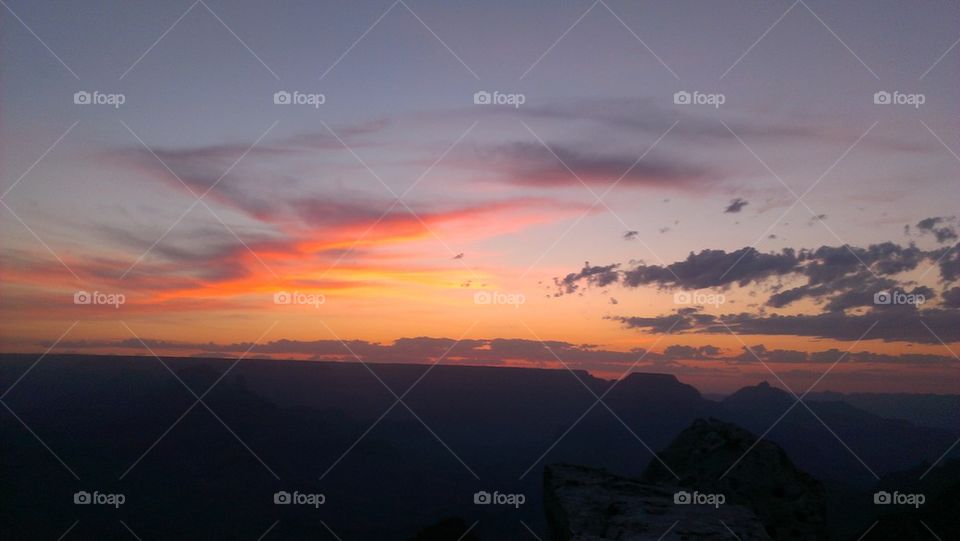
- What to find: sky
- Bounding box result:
[2,0,959,393]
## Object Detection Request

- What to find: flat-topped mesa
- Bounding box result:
[544,463,770,540]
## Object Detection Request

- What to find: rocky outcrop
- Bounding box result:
[642,418,826,540]
[544,463,770,540]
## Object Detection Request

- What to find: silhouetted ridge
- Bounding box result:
[722,381,794,409]
[611,372,703,402]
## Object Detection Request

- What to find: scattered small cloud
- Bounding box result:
[724,198,749,213]
[916,217,958,243]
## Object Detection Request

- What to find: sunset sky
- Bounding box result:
[2,0,959,393]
